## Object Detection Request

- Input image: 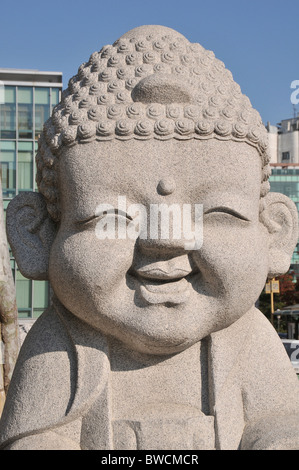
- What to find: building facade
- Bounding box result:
[269,164,299,276]
[0,68,62,319]
[267,115,299,276]
[267,116,299,164]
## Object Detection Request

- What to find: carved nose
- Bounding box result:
[133,202,201,255]
[136,235,189,256]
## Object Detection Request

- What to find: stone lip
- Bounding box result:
[139,278,191,305]
[132,260,194,305]
[136,267,191,280]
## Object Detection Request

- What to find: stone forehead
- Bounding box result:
[43,25,268,160]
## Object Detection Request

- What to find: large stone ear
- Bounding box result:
[6,192,57,280]
[260,192,298,278]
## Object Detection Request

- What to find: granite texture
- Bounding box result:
[0,25,298,450]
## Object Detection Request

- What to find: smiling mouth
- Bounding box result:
[131,267,193,305]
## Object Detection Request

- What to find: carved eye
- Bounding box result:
[76,209,133,227]
[204,207,250,222]
[103,209,133,221]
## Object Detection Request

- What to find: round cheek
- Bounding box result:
[193,224,268,304]
[49,229,136,310]
[48,232,82,308]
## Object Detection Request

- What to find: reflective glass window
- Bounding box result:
[0,86,16,139]
[33,281,49,318]
[2,199,9,225]
[51,88,60,111]
[16,268,32,318]
[35,88,50,139]
[0,141,16,197]
[34,141,38,190]
[18,87,33,139]
[10,258,15,282]
[18,141,33,191]
[270,169,299,268]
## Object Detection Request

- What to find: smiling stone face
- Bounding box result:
[49,138,269,355]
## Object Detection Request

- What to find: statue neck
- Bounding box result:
[108,335,210,420]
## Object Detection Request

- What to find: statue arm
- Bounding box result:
[2,431,81,450]
[241,413,299,450]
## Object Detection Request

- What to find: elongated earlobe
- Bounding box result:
[6,192,57,280]
[260,192,298,278]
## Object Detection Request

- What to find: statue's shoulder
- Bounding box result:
[0,306,77,447]
[0,304,111,449]
[11,305,78,382]
[242,308,299,407]
[246,307,293,356]
[239,309,299,450]
[22,304,73,344]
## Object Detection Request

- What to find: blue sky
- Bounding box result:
[1,0,298,125]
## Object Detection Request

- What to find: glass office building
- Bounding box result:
[270,164,299,276]
[0,69,63,319]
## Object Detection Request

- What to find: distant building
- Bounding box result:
[267,115,299,276]
[0,68,63,319]
[267,116,299,164]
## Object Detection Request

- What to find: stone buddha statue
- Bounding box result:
[0,25,298,450]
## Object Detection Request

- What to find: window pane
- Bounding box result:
[4,86,16,104]
[0,86,16,139]
[16,268,32,318]
[35,88,51,139]
[35,88,50,105]
[18,87,33,139]
[10,258,15,282]
[18,87,33,104]
[18,104,33,138]
[33,141,39,191]
[18,309,32,319]
[0,141,16,197]
[33,309,45,319]
[18,141,33,190]
[35,104,50,138]
[2,199,10,225]
[51,88,60,110]
[2,199,10,210]
[33,280,49,318]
